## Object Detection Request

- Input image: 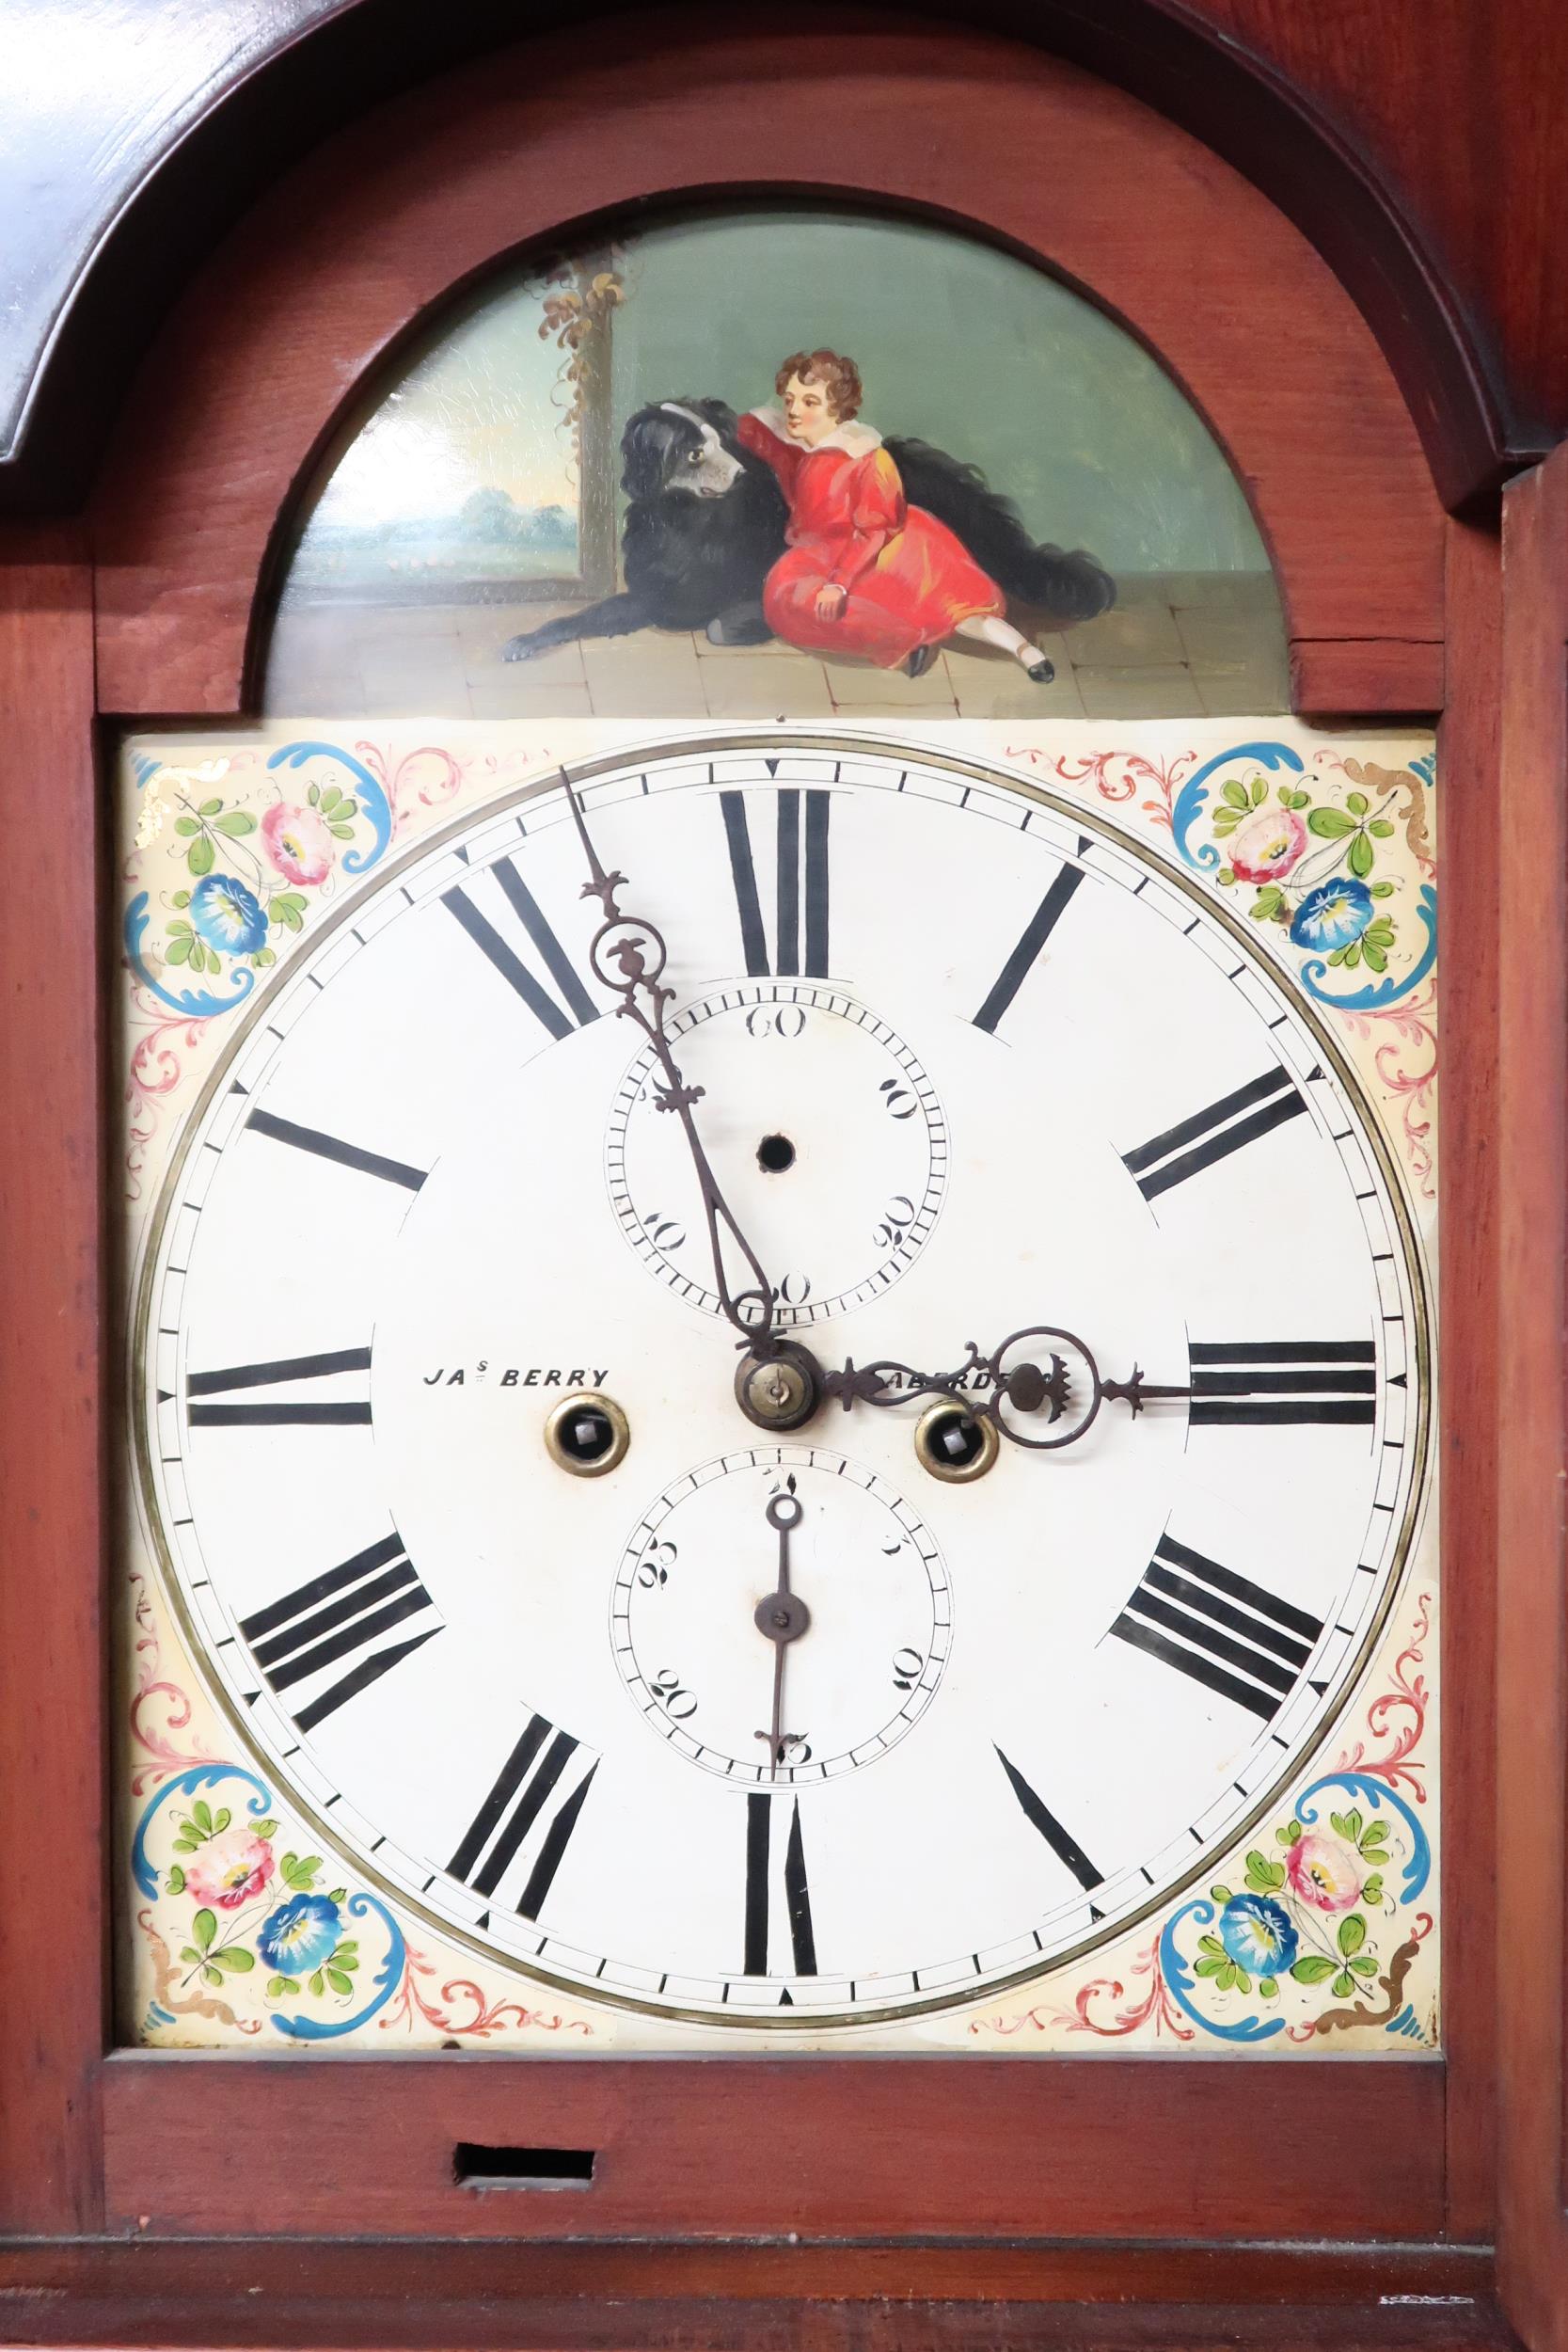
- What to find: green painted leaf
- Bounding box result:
[319,785,341,815]
[166,1866,185,1895]
[193,1907,216,1950]
[174,817,199,836]
[1284,1820,1302,1843]
[1307,806,1354,837]
[251,1819,277,1838]
[1287,789,1312,809]
[255,947,277,966]
[1290,1954,1337,1985]
[1198,1932,1227,1957]
[1345,790,1368,816]
[187,834,214,877]
[1348,831,1375,879]
[214,811,256,836]
[309,1971,325,1998]
[1370,881,1396,897]
[1362,1875,1384,1905]
[1259,1977,1279,1999]
[202,1964,224,1988]
[1249,776,1267,806]
[198,797,224,817]
[165,935,192,964]
[1343,942,1362,967]
[1221,779,1249,811]
[326,1967,353,1996]
[213,1807,231,1834]
[192,1801,213,1833]
[171,1835,198,1852]
[1194,1956,1226,1979]
[1362,942,1387,972]
[1349,1954,1379,1977]
[1345,1809,1362,1840]
[329,823,355,840]
[266,1975,290,1999]
[1233,1965,1252,1994]
[1338,1912,1367,1957]
[179,1947,202,1966]
[171,890,191,909]
[1332,1970,1356,1998]
[214,1946,255,1973]
[308,782,320,805]
[327,1888,348,1905]
[337,799,358,820]
[1369,819,1395,837]
[1209,1884,1232,1904]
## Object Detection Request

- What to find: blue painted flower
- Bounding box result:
[257,1893,341,1974]
[1218,1893,1298,1976]
[190,873,267,955]
[1289,876,1373,953]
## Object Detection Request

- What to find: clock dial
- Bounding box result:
[135,736,1428,2026]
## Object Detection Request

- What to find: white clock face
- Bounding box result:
[135,736,1429,2027]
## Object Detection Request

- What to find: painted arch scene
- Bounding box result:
[266,207,1288,723]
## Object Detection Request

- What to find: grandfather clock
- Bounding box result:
[0,8,1563,2348]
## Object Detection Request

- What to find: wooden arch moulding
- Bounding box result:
[88,8,1446,722]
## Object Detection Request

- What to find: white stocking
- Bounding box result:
[954,613,1045,668]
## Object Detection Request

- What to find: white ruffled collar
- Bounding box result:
[748,405,883,457]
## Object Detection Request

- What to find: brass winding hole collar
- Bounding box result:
[544,1391,630,1477]
[914,1399,1001,1484]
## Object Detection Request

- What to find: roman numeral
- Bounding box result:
[721,788,831,977]
[186,1344,372,1425]
[449,1715,598,1920]
[1122,1066,1305,1200]
[995,1748,1102,1890]
[246,1107,426,1192]
[1110,1534,1324,1720]
[239,1531,441,1731]
[972,862,1085,1033]
[743,1792,817,1977]
[1189,1340,1377,1425]
[442,859,599,1041]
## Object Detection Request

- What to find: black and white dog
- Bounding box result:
[499,399,1115,660]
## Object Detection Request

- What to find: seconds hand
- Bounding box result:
[559,771,784,1352]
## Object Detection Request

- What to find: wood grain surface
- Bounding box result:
[87,11,1444,719]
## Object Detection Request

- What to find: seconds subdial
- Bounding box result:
[605,982,946,1327]
[612,1446,952,1784]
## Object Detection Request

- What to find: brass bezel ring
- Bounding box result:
[544,1391,630,1477]
[914,1399,1001,1484]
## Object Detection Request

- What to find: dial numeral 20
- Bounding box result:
[721,788,831,977]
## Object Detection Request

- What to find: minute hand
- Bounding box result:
[560,772,781,1350]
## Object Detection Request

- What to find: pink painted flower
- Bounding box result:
[1284,1830,1362,1913]
[261,802,334,886]
[1227,803,1307,882]
[185,1828,276,1911]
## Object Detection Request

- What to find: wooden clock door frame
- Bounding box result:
[0,9,1516,2332]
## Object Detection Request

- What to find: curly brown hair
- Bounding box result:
[774,349,863,420]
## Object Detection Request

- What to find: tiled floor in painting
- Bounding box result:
[264,573,1289,725]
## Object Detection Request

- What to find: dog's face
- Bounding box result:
[621,403,744,501]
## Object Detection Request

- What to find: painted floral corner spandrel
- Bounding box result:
[1002,736,1437,1201]
[955,1585,1437,2053]
[125,1574,598,2046]
[123,738,551,1204]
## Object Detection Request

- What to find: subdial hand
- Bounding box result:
[559,771,784,1351]
[753,1487,811,1775]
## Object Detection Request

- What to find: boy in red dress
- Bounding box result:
[736,350,1057,681]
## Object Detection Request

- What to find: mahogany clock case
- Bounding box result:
[0,9,1536,2346]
